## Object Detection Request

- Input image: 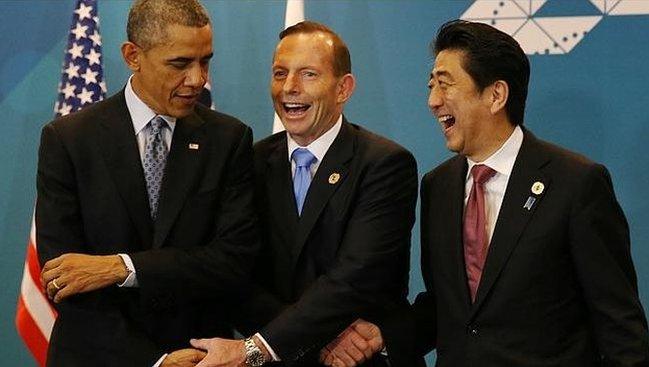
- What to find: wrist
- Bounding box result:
[251,335,271,361]
[243,336,269,366]
[110,255,130,284]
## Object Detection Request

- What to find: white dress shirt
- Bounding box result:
[464,125,524,243]
[256,115,344,361]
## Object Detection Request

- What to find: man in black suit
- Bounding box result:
[188,21,421,367]
[329,20,649,367]
[37,1,257,366]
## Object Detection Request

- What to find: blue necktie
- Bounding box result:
[292,148,317,215]
[143,116,168,219]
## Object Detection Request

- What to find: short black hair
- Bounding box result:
[279,21,351,77]
[127,0,210,50]
[433,20,530,125]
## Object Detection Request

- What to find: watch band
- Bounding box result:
[244,337,267,367]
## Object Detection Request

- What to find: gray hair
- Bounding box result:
[127,0,210,49]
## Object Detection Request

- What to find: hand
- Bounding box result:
[161,348,207,367]
[190,337,247,367]
[41,253,129,303]
[320,319,384,367]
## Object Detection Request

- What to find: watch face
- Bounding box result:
[248,353,265,367]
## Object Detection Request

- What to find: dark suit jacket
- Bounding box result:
[390,129,649,367]
[236,119,423,366]
[36,91,258,367]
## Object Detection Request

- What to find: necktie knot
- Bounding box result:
[149,116,167,134]
[471,164,496,185]
[292,148,317,168]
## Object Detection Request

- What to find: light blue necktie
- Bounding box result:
[292,148,317,215]
[143,116,168,219]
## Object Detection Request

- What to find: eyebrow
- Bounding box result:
[168,53,214,63]
[430,70,452,80]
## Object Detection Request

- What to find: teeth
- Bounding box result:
[284,103,307,108]
[438,115,453,123]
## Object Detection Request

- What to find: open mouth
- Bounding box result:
[438,114,456,133]
[283,102,311,117]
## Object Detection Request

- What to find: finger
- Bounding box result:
[41,267,61,288]
[46,281,58,299]
[191,350,207,362]
[53,283,72,303]
[342,344,365,363]
[335,349,358,366]
[41,256,64,273]
[349,332,371,359]
[190,338,208,350]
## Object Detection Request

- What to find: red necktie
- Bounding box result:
[464,164,496,302]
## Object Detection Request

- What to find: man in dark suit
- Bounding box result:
[332,20,649,367]
[188,21,421,367]
[37,1,257,366]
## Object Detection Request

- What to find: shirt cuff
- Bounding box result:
[153,353,167,367]
[254,332,281,362]
[117,253,138,287]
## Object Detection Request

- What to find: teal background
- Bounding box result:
[1,1,647,365]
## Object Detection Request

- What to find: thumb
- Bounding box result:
[190,338,208,350]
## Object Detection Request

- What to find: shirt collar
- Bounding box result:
[466,125,524,180]
[124,76,176,135]
[287,115,343,164]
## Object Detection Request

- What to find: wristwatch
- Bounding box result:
[244,337,267,367]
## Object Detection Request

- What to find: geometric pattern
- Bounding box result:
[143,116,169,220]
[461,0,649,55]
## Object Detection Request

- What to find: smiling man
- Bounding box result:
[36,1,257,366]
[332,20,649,367]
[188,21,421,367]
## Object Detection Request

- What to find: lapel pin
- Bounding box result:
[531,181,544,195]
[328,172,340,185]
[188,143,199,150]
[523,196,536,211]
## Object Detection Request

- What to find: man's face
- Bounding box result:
[271,32,350,146]
[428,49,493,159]
[130,23,213,118]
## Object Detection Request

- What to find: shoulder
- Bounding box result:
[193,103,251,139]
[347,122,416,167]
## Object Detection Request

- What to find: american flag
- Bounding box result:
[15,1,105,365]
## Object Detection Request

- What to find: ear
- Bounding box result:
[121,41,141,72]
[489,80,509,115]
[336,73,356,104]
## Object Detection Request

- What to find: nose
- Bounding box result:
[184,63,207,88]
[283,72,301,95]
[428,85,443,113]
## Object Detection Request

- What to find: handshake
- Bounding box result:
[162,319,384,367]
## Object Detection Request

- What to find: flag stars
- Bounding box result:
[99,80,107,93]
[78,88,94,105]
[61,83,77,99]
[81,68,98,85]
[58,102,73,116]
[68,42,85,60]
[71,23,88,40]
[88,31,102,46]
[64,63,81,79]
[74,2,93,21]
[86,48,101,66]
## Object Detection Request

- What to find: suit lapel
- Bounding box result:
[443,157,473,308]
[265,135,300,255]
[152,112,204,248]
[97,92,153,249]
[470,130,552,317]
[290,121,354,266]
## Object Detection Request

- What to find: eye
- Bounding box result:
[302,70,317,78]
[273,70,287,79]
[169,61,189,69]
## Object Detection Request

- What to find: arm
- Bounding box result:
[129,125,259,301]
[569,164,649,366]
[260,148,418,362]
[36,123,166,365]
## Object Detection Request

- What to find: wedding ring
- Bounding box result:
[52,279,61,290]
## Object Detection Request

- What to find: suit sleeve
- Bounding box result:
[129,126,259,301]
[260,148,418,362]
[36,123,164,366]
[379,173,438,367]
[569,163,649,366]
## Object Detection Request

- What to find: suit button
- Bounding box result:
[468,325,479,336]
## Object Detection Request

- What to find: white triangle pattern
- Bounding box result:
[461,0,646,55]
